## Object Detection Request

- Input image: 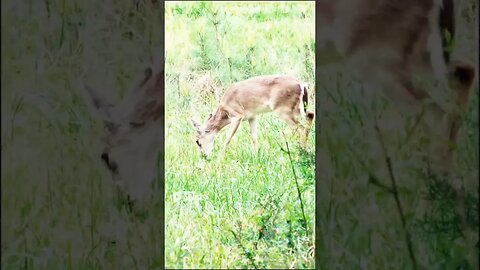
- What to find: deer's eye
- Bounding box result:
[101,153,109,164]
[196,140,201,147]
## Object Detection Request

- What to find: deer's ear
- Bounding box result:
[191,118,202,132]
[139,67,153,87]
[76,81,115,121]
[139,67,164,96]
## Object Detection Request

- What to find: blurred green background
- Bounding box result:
[316,1,479,269]
[2,0,163,269]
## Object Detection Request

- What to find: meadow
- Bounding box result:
[164,2,315,268]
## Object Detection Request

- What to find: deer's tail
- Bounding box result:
[300,82,315,123]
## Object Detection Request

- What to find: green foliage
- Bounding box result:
[2,0,164,269]
[166,1,315,84]
[165,1,315,268]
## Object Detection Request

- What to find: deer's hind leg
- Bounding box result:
[276,99,314,147]
[274,109,306,146]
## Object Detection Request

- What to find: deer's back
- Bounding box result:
[220,75,303,115]
[319,0,438,68]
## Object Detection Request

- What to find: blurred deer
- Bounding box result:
[78,65,164,208]
[317,0,476,169]
[191,75,315,158]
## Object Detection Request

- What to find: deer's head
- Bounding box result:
[79,66,164,204]
[191,107,230,157]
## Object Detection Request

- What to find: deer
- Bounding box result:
[317,0,477,266]
[317,0,476,169]
[191,75,315,158]
[78,64,164,209]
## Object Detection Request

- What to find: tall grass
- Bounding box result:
[165,1,315,268]
[2,1,163,269]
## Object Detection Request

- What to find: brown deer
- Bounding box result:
[78,65,164,207]
[191,75,315,157]
[317,0,476,170]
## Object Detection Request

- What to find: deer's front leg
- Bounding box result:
[219,117,243,159]
[248,118,258,153]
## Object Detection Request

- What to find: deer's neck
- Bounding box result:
[205,106,232,133]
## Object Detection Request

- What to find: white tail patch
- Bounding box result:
[428,0,448,85]
[299,82,308,118]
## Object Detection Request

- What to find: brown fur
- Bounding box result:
[80,65,164,206]
[192,75,315,157]
[318,0,476,169]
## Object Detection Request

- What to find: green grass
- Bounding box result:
[165,1,315,268]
